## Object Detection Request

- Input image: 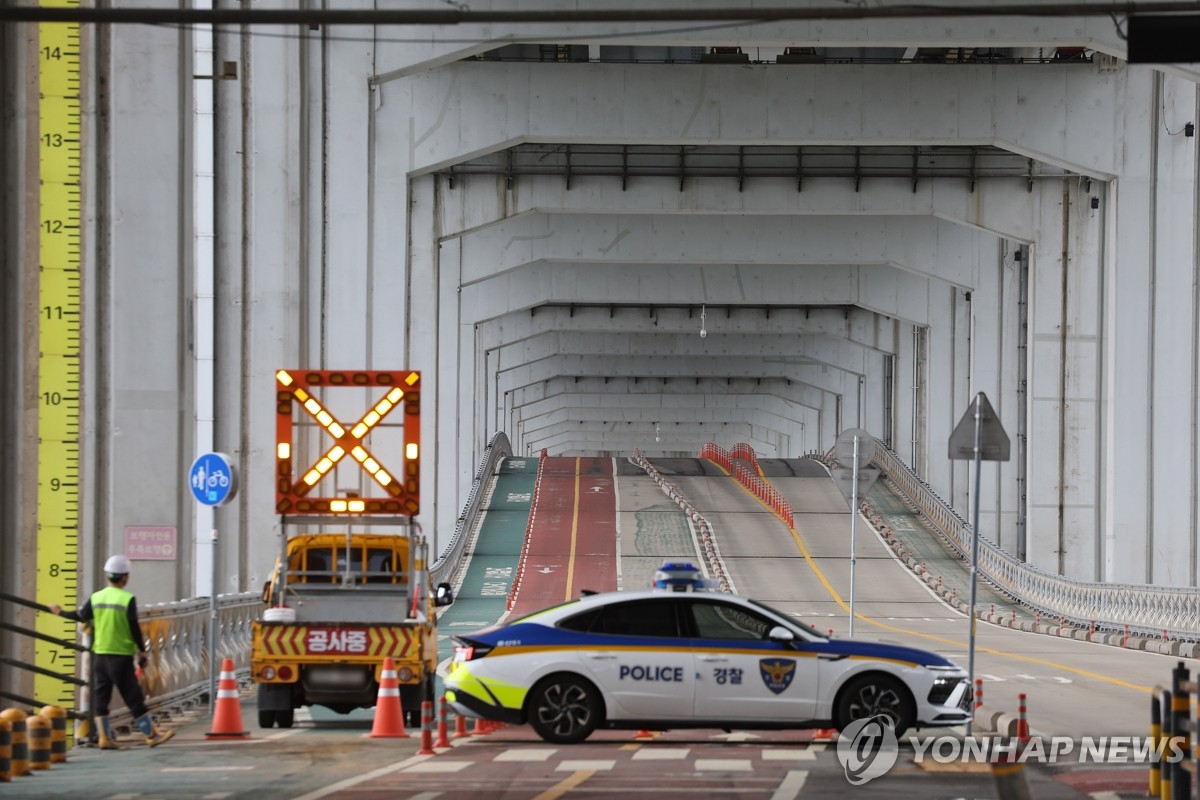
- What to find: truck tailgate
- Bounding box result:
[255,623,420,660]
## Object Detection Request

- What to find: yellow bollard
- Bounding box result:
[0,710,29,777]
[0,718,11,781]
[1150,688,1163,797]
[41,705,68,763]
[27,715,51,770]
[1162,688,1173,800]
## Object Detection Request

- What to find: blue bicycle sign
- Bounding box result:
[189,452,238,507]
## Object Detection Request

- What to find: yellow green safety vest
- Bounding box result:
[91,585,139,656]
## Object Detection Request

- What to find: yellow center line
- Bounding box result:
[704,458,1156,695]
[564,457,581,601]
[533,769,595,800]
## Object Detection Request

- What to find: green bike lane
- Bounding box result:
[434,456,538,694]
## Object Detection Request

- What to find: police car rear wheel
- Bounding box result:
[834,674,914,737]
[527,674,602,744]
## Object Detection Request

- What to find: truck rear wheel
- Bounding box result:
[258,709,277,729]
[276,708,294,728]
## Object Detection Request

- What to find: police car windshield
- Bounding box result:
[743,598,829,640]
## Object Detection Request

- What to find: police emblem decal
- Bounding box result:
[758,658,796,694]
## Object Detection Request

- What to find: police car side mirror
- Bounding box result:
[768,625,795,643]
[434,582,455,607]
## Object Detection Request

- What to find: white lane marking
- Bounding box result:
[290,754,435,800]
[694,759,753,771]
[770,769,809,800]
[408,794,443,800]
[201,794,236,799]
[494,748,558,761]
[556,759,616,771]
[265,727,305,741]
[402,760,474,773]
[161,766,257,772]
[762,748,817,760]
[631,747,691,760]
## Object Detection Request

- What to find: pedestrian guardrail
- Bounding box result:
[0,589,258,740]
[431,431,512,588]
[811,437,1200,643]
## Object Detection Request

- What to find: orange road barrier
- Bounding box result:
[974,678,983,709]
[0,718,11,781]
[1015,693,1030,744]
[634,729,655,740]
[27,715,50,770]
[41,706,67,763]
[206,658,250,740]
[434,697,451,748]
[453,711,470,739]
[415,701,436,755]
[368,657,410,738]
[1,710,29,777]
[812,726,838,742]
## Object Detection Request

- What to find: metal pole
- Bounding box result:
[849,434,860,637]
[966,393,983,736]
[209,527,218,714]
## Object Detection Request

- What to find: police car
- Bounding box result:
[444,563,971,743]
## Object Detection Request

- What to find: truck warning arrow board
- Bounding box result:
[274,369,421,515]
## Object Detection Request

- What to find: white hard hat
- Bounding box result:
[104,554,131,575]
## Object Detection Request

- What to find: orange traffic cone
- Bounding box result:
[206,658,250,740]
[367,657,410,738]
[812,727,839,742]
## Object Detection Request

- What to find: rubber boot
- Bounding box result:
[135,714,174,747]
[96,716,120,750]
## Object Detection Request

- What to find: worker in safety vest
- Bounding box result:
[49,554,174,748]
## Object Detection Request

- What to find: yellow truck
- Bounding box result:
[251,526,454,728]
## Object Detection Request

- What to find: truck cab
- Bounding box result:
[252,526,453,728]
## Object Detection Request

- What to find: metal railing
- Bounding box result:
[0,589,258,734]
[432,431,512,588]
[826,438,1200,642]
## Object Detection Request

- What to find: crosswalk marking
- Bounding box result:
[631,747,691,760]
[770,769,809,800]
[494,748,558,761]
[403,760,473,773]
[762,748,817,760]
[556,759,616,771]
[695,759,753,771]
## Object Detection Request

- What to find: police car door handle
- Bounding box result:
[698,655,728,662]
[818,653,848,661]
[587,653,617,660]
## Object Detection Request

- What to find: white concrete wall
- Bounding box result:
[8,8,1200,605]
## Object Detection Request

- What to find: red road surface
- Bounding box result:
[509,457,618,615]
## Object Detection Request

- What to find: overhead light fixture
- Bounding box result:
[655,423,661,443]
[700,304,707,339]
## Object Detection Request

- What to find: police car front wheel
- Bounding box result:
[527,674,603,744]
[834,673,915,737]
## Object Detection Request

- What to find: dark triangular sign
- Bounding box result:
[948,392,1011,461]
